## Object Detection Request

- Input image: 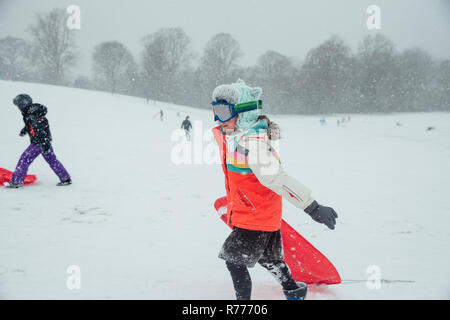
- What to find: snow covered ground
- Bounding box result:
[0,80,449,299]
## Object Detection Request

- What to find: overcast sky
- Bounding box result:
[1,0,450,77]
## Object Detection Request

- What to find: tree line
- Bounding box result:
[1,8,449,114]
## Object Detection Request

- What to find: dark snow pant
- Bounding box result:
[184,129,191,141]
[220,227,298,300]
[11,144,71,185]
[226,260,298,300]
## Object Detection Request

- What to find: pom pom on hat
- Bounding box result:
[212,79,262,105]
[212,84,240,105]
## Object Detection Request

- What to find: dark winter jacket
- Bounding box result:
[20,103,52,153]
[181,119,192,131]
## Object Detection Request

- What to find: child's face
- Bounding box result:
[220,115,238,133]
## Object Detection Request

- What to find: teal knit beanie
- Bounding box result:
[212,79,262,130]
[212,79,264,150]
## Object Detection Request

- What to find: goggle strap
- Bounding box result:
[233,100,263,113]
[211,101,234,107]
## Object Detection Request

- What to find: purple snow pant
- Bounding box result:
[11,144,71,185]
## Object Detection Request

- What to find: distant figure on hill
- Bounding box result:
[181,116,192,141]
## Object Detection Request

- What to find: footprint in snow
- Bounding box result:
[62,206,110,224]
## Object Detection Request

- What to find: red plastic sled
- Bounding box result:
[0,168,37,186]
[214,196,341,285]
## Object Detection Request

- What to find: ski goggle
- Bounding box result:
[211,100,263,122]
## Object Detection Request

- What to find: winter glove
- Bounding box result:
[19,127,27,137]
[304,201,338,230]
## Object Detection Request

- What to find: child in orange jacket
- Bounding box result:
[211,80,338,300]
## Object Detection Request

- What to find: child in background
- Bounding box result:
[7,94,72,188]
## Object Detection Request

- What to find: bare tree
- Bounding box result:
[196,33,243,107]
[300,35,353,114]
[431,59,450,111]
[0,36,31,81]
[256,50,297,113]
[395,48,434,111]
[200,33,243,82]
[92,41,136,95]
[141,27,192,103]
[356,34,397,112]
[28,8,77,85]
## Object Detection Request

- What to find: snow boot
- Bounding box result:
[283,282,308,300]
[57,178,72,186]
[5,182,23,188]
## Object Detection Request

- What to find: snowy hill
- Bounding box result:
[0,80,449,299]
